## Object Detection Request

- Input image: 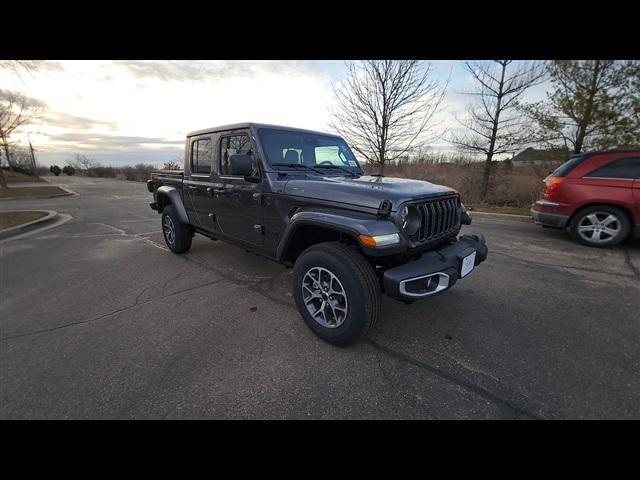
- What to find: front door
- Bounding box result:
[213,131,263,246]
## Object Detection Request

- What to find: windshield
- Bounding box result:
[258,128,362,173]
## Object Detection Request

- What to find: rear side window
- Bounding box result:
[220,134,253,176]
[551,155,586,177]
[191,138,213,175]
[584,157,640,179]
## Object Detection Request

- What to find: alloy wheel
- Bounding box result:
[577,212,621,244]
[301,267,348,328]
[163,215,175,245]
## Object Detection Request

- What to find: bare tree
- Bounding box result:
[0,61,42,76]
[330,60,447,175]
[162,159,182,170]
[69,153,98,174]
[0,90,43,187]
[450,60,546,200]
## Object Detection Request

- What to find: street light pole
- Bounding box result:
[28,134,40,181]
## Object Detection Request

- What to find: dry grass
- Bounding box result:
[70,164,156,182]
[379,160,562,209]
[468,205,533,216]
[0,186,67,199]
[0,211,47,230]
[4,171,43,183]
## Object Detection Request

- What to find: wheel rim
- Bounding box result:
[577,212,621,243]
[301,267,348,328]
[163,215,175,245]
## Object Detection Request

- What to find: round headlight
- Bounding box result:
[399,205,421,236]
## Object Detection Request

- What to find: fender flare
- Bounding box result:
[276,209,403,262]
[156,186,190,224]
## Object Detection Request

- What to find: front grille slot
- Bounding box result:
[414,196,461,242]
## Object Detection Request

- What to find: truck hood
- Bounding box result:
[282,175,456,211]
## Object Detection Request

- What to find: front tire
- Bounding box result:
[569,205,630,247]
[162,204,193,253]
[293,242,380,347]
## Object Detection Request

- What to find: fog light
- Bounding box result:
[399,272,451,298]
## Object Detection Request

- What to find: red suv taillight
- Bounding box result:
[542,176,564,200]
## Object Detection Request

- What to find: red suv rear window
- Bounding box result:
[550,155,587,177]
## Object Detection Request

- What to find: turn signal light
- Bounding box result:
[358,233,401,247]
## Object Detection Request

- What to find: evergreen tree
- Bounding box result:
[525,60,639,154]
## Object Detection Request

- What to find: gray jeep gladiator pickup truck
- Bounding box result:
[147,123,488,346]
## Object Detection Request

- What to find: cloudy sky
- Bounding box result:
[1,60,550,167]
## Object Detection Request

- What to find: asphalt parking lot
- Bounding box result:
[1,176,639,419]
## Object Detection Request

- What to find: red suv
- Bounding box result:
[531,149,640,247]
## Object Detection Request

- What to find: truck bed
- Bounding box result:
[151,170,183,181]
[147,170,183,197]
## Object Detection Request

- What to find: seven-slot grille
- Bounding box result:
[414,196,461,242]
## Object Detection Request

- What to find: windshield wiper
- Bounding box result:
[314,164,359,176]
[272,163,324,174]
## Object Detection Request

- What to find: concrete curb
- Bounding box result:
[0,185,78,200]
[0,210,60,240]
[57,185,79,197]
[470,211,534,223]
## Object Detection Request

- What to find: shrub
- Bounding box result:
[62,165,75,176]
[49,165,61,176]
[163,160,182,170]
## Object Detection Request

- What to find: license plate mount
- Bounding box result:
[460,250,476,278]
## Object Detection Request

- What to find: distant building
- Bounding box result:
[510,147,570,166]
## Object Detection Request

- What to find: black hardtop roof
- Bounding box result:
[186,122,341,138]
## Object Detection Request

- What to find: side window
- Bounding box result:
[191,138,213,175]
[220,134,253,176]
[585,157,640,179]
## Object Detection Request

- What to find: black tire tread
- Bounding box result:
[298,241,380,342]
[162,204,193,254]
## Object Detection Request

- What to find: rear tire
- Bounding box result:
[293,242,380,347]
[162,204,193,253]
[569,205,630,247]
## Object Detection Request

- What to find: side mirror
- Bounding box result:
[244,174,261,183]
[229,154,259,181]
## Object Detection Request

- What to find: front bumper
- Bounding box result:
[383,233,488,301]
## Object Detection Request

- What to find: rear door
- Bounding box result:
[580,155,639,194]
[212,130,263,246]
[582,155,640,223]
[184,135,215,231]
[629,159,640,219]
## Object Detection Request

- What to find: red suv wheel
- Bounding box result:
[569,205,630,247]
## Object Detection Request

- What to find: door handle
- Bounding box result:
[187,185,198,190]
